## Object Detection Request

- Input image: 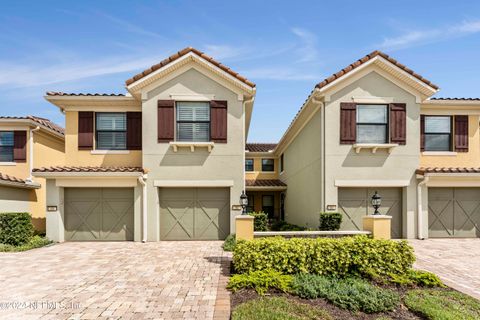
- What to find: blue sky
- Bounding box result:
[1,1,480,142]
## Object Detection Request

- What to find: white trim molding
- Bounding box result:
[335,179,411,187]
[55,177,138,187]
[154,180,234,187]
[422,151,457,156]
[90,150,131,155]
[353,143,399,154]
[0,162,16,166]
[169,141,214,153]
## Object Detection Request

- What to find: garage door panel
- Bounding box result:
[428,188,480,238]
[338,187,402,239]
[160,188,230,240]
[65,188,134,241]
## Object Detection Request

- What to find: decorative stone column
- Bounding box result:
[363,215,392,240]
[235,215,254,241]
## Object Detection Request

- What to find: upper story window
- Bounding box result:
[424,116,452,151]
[0,131,14,162]
[176,102,210,142]
[262,158,274,172]
[245,159,254,172]
[280,154,284,172]
[356,104,388,144]
[96,113,127,150]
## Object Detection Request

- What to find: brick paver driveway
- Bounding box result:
[0,241,231,320]
[410,239,480,300]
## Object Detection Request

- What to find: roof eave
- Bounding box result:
[0,118,64,139]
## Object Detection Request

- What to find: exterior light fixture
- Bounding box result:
[371,191,382,215]
[240,190,248,215]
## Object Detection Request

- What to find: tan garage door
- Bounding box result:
[429,188,480,238]
[338,187,402,238]
[159,188,230,240]
[65,188,134,241]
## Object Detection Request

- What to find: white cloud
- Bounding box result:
[291,27,318,63]
[379,20,480,50]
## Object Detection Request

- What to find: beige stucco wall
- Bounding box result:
[141,67,247,240]
[324,71,420,238]
[244,155,278,180]
[0,125,65,232]
[0,186,30,212]
[420,115,480,167]
[64,111,142,167]
[280,108,322,229]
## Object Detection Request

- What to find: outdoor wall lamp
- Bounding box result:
[240,190,248,215]
[371,191,382,215]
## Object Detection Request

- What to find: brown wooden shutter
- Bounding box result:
[13,131,27,162]
[127,112,142,150]
[158,100,175,142]
[455,115,469,152]
[210,100,228,143]
[340,102,356,144]
[389,103,407,145]
[420,115,425,151]
[78,111,94,150]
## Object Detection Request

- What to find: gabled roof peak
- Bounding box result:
[316,50,439,91]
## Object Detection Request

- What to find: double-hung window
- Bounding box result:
[356,105,388,144]
[424,116,452,151]
[96,113,127,150]
[262,159,274,172]
[245,159,254,172]
[0,131,14,162]
[176,102,210,142]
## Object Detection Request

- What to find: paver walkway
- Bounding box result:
[410,239,480,300]
[0,241,232,320]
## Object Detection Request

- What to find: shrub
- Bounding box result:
[270,220,306,231]
[370,269,445,287]
[227,270,293,295]
[319,212,342,231]
[0,235,52,252]
[233,236,415,278]
[405,289,480,320]
[231,296,332,320]
[249,211,268,231]
[0,212,34,246]
[223,234,237,252]
[292,274,400,313]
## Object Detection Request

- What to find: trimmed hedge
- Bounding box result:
[270,220,306,231]
[233,236,415,278]
[319,212,342,231]
[227,270,293,295]
[0,212,34,246]
[249,211,268,231]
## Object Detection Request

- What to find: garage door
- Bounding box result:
[338,187,402,238]
[159,188,230,240]
[428,188,480,238]
[64,188,134,241]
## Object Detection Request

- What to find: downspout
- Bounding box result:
[243,95,255,193]
[416,175,429,240]
[311,90,324,211]
[138,174,148,242]
[26,126,40,183]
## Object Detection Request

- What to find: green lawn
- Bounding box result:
[231,296,332,320]
[0,235,52,252]
[405,289,480,320]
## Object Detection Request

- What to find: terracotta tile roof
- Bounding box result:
[0,116,64,135]
[246,143,277,152]
[316,50,439,90]
[429,97,480,101]
[0,172,27,185]
[46,92,126,97]
[417,167,480,174]
[125,47,256,88]
[245,179,287,187]
[32,166,144,173]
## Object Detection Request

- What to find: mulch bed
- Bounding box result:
[231,288,422,320]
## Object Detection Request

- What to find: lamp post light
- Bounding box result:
[371,191,382,215]
[240,190,248,215]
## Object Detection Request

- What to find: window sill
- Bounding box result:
[169,141,214,153]
[422,151,457,156]
[0,162,16,166]
[90,150,130,155]
[353,143,399,154]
